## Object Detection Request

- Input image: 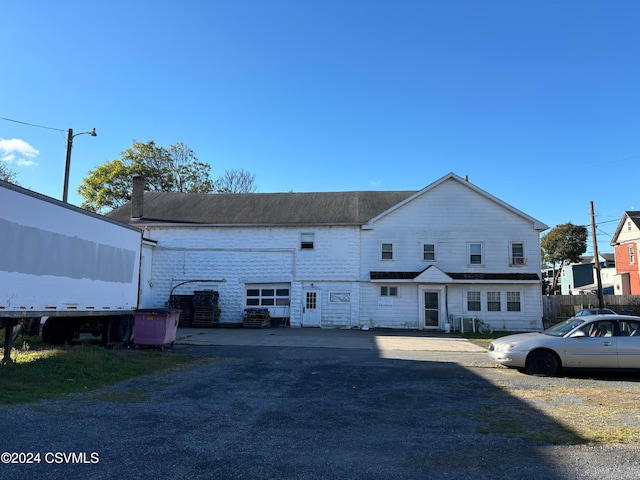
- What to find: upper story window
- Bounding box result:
[423,243,435,261]
[510,242,526,266]
[381,243,393,260]
[468,242,483,266]
[629,245,635,264]
[628,221,632,231]
[300,233,315,250]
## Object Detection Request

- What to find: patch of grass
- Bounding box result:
[475,392,587,445]
[459,331,515,348]
[0,341,197,405]
[477,371,640,446]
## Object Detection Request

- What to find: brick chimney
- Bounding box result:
[131,176,145,219]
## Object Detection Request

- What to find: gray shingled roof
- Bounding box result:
[107,190,417,226]
[626,211,640,228]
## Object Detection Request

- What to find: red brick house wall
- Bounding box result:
[614,241,640,294]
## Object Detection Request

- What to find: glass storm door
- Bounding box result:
[424,291,439,328]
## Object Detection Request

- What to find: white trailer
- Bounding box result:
[0,179,142,358]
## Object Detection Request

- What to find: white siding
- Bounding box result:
[616,219,640,243]
[360,180,541,275]
[139,175,545,331]
[143,225,360,326]
[359,178,544,331]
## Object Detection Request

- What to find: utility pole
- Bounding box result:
[62,128,74,203]
[63,127,96,203]
[590,201,605,308]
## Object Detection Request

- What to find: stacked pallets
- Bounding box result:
[243,308,271,328]
[168,294,194,327]
[191,290,222,328]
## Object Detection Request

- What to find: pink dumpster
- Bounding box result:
[133,309,181,347]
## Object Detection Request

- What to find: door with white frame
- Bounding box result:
[302,290,321,327]
[421,288,443,330]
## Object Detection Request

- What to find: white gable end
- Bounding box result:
[413,266,452,283]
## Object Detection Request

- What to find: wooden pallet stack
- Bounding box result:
[191,290,222,328]
[168,294,194,327]
[243,308,271,328]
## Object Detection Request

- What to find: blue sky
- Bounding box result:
[1,0,638,254]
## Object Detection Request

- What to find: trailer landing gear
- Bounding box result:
[2,319,22,364]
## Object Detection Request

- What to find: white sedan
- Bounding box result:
[487,314,640,376]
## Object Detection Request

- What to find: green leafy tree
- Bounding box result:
[541,222,588,294]
[78,140,216,213]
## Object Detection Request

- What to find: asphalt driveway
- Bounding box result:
[1,328,639,479]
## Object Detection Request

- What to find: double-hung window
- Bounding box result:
[487,291,501,311]
[511,242,525,265]
[300,232,315,250]
[507,292,521,312]
[467,291,481,312]
[423,243,435,261]
[629,245,635,264]
[381,243,393,260]
[468,242,483,266]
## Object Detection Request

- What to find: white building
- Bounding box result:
[109,173,548,332]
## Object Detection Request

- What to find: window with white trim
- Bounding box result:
[510,242,525,266]
[380,286,398,297]
[468,242,483,265]
[329,292,350,303]
[507,292,521,312]
[467,291,481,311]
[246,284,291,307]
[629,245,635,264]
[487,291,501,311]
[381,243,393,260]
[300,232,315,250]
[423,243,435,261]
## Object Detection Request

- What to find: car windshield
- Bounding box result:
[543,318,585,337]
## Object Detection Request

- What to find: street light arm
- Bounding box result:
[72,128,97,139]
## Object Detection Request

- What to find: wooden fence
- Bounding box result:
[543,295,640,326]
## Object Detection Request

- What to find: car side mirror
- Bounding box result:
[570,330,587,338]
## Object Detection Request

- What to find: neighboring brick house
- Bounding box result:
[108,173,548,331]
[611,211,640,294]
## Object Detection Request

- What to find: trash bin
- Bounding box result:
[134,309,181,347]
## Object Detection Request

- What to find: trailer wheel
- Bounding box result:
[106,316,133,344]
[42,318,68,345]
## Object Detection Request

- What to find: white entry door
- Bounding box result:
[138,248,153,308]
[302,290,321,327]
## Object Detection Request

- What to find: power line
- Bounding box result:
[0,115,64,133]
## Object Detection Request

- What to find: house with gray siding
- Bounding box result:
[108,173,548,332]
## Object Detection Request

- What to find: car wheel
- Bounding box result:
[526,350,559,377]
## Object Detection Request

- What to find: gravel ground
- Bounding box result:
[1,344,639,479]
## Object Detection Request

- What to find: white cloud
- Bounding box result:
[369,180,382,187]
[0,138,39,167]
